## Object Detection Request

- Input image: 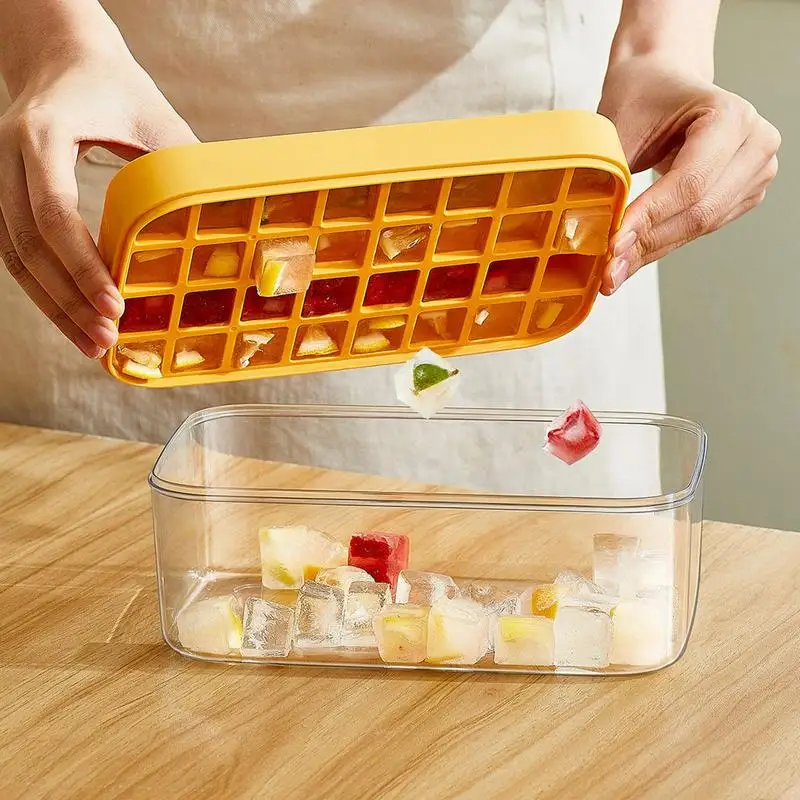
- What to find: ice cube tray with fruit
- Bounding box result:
[175,526,675,672]
[99,110,629,387]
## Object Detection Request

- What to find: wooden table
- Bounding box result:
[0,423,799,800]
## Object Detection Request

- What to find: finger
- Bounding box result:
[18,117,124,319]
[0,156,119,349]
[620,105,750,243]
[0,212,104,358]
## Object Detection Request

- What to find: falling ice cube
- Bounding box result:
[341,581,391,648]
[394,348,460,419]
[493,616,555,666]
[610,587,673,666]
[544,400,602,465]
[379,224,431,261]
[426,597,490,665]
[203,243,241,278]
[259,525,347,590]
[348,532,410,598]
[294,581,345,649]
[316,565,375,593]
[374,604,429,663]
[176,596,243,655]
[240,597,294,658]
[592,534,641,596]
[395,570,458,606]
[254,238,315,297]
[557,207,613,255]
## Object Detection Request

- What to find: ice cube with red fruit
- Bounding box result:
[544,400,602,465]
[348,532,409,598]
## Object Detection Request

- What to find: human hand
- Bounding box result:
[0,44,197,357]
[598,57,780,295]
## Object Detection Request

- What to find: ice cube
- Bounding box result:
[373,604,429,663]
[593,534,641,596]
[493,616,555,666]
[118,344,162,370]
[293,581,345,649]
[296,325,338,358]
[395,570,458,606]
[348,532,409,597]
[379,224,431,260]
[532,301,565,330]
[420,310,449,338]
[259,525,347,589]
[254,238,315,297]
[238,331,275,367]
[394,348,460,419]
[240,597,294,658]
[519,583,562,620]
[261,588,299,607]
[352,331,391,354]
[554,605,612,669]
[316,565,375,593]
[557,207,613,255]
[176,596,243,655]
[204,244,241,278]
[426,597,490,665]
[610,587,673,666]
[121,359,162,381]
[544,400,602,465]
[462,581,521,618]
[173,349,205,370]
[341,581,391,647]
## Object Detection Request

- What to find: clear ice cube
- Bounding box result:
[176,596,243,655]
[259,525,347,590]
[254,238,315,297]
[293,581,345,649]
[426,597,490,665]
[493,616,555,666]
[557,207,613,255]
[379,224,431,260]
[395,570,458,605]
[373,604,429,663]
[554,605,613,669]
[341,581,391,648]
[462,581,521,617]
[394,348,460,419]
[611,587,674,666]
[240,597,294,658]
[316,565,375,593]
[592,534,641,596]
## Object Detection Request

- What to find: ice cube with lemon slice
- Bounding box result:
[259,525,347,590]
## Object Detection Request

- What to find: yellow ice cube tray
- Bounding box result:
[99,110,630,387]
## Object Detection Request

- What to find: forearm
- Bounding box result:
[611,0,721,80]
[0,0,123,97]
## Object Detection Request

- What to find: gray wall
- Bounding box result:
[660,0,800,530]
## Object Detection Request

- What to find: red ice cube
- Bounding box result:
[364,271,418,307]
[242,288,294,321]
[423,264,478,302]
[348,532,409,597]
[544,400,602,465]
[179,289,235,328]
[302,277,358,317]
[118,295,174,333]
[483,259,536,295]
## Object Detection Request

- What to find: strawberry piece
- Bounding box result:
[364,271,418,307]
[348,533,409,597]
[544,400,602,465]
[180,289,236,328]
[301,277,358,317]
[423,264,478,301]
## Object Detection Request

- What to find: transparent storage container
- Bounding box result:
[150,404,706,675]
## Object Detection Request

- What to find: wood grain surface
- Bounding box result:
[1,422,799,800]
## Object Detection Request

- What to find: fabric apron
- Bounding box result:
[0,0,665,495]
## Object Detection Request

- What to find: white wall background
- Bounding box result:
[660,0,800,530]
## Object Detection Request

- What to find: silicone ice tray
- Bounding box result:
[98,111,630,387]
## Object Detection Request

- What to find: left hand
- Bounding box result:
[598,56,781,295]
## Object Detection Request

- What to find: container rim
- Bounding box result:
[148,404,707,513]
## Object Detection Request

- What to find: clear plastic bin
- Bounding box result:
[150,404,706,675]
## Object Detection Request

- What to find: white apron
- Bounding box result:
[0,0,665,494]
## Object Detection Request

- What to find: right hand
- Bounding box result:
[0,45,198,358]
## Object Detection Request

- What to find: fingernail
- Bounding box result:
[88,320,118,350]
[95,290,125,319]
[610,258,629,292]
[613,230,637,257]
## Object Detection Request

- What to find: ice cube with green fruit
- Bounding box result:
[394,348,460,419]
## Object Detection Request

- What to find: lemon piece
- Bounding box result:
[529,584,560,619]
[421,311,448,338]
[118,345,162,369]
[353,331,391,354]
[297,326,338,357]
[203,244,240,278]
[369,316,406,331]
[174,349,206,370]
[256,259,288,296]
[474,307,489,326]
[121,359,162,381]
[533,302,565,330]
[176,596,242,655]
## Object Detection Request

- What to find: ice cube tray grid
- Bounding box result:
[99,111,630,387]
